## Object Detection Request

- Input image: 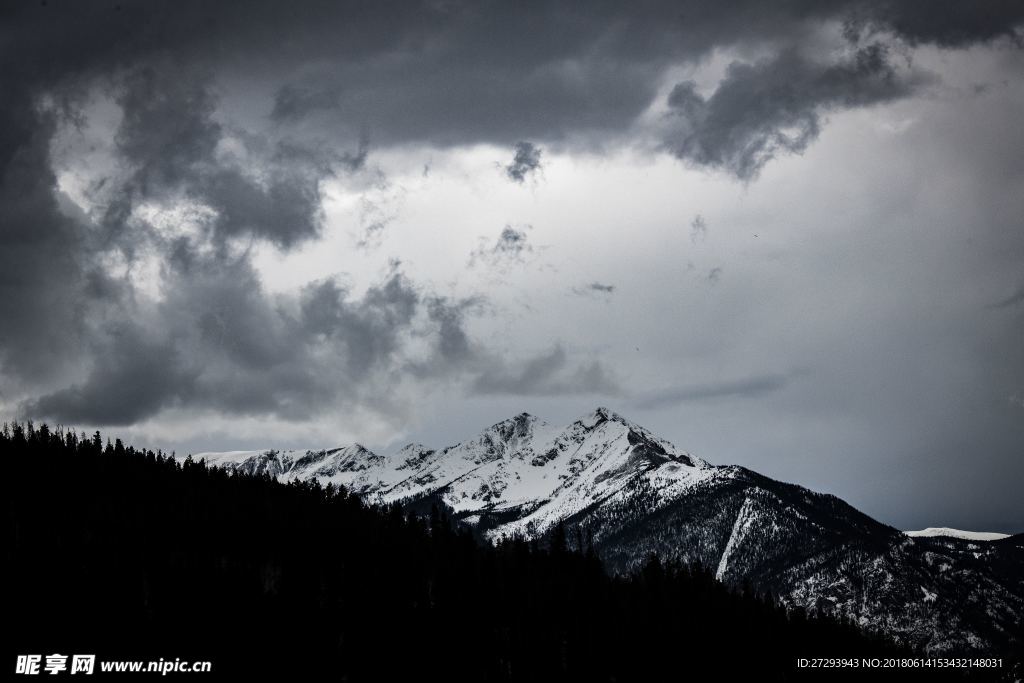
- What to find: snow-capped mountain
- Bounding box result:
[193,407,716,541]
[188,407,1023,656]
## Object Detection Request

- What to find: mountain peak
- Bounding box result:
[577,406,617,429]
[484,411,539,439]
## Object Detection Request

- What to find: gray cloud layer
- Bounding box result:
[23,257,479,425]
[633,373,794,410]
[472,346,619,397]
[1,0,1022,434]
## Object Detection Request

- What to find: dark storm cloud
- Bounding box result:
[664,44,932,180]
[0,98,87,384]
[2,0,1022,428]
[299,273,419,379]
[105,66,334,251]
[844,0,1024,48]
[23,257,481,425]
[26,324,191,425]
[3,2,1021,150]
[4,56,395,425]
[425,297,482,365]
[633,373,793,409]
[271,84,343,123]
[272,134,369,176]
[187,266,475,418]
[472,346,619,397]
[505,142,543,183]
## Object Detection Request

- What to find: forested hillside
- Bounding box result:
[4,423,1006,680]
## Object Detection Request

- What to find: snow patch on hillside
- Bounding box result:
[904,528,1009,542]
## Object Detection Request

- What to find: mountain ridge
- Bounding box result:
[187,406,1023,656]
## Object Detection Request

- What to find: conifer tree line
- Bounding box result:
[4,422,1007,681]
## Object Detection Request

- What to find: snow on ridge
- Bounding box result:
[577,406,614,429]
[181,407,714,540]
[191,449,265,465]
[904,528,1009,542]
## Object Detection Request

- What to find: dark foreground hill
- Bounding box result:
[4,423,1013,681]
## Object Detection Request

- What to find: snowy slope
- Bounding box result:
[193,407,716,540]
[904,528,1010,542]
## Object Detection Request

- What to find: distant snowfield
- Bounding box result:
[904,527,1010,542]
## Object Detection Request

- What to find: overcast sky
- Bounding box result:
[2,1,1022,532]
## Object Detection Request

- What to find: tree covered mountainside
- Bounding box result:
[4,422,1013,680]
[183,408,1024,657]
